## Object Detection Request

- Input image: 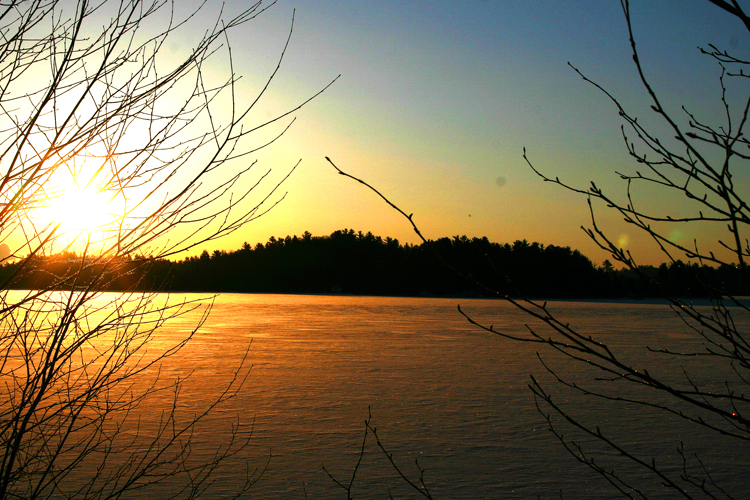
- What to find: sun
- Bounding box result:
[35,177,125,242]
[53,186,119,232]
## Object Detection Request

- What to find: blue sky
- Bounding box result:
[181,0,747,265]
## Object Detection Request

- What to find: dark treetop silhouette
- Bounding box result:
[4,229,746,299]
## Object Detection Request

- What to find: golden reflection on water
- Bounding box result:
[3,292,749,499]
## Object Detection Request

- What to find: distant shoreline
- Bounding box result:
[2,229,747,301]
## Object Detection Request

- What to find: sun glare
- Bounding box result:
[55,186,118,231]
[36,179,125,243]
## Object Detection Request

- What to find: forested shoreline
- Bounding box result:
[1,229,746,299]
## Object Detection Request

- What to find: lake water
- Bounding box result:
[11,292,750,499]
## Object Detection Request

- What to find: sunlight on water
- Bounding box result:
[4,292,749,498]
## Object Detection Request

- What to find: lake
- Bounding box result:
[8,292,750,499]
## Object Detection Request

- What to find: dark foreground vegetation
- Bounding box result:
[2,229,746,299]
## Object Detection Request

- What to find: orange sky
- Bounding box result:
[172,0,742,267]
[16,1,749,267]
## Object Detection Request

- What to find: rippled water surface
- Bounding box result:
[45,293,750,498]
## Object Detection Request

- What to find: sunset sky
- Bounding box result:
[196,0,746,267]
[36,1,745,266]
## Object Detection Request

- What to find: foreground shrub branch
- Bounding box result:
[0,0,334,497]
[329,2,750,492]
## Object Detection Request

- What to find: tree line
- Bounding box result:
[2,229,746,299]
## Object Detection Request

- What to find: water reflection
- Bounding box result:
[9,292,749,499]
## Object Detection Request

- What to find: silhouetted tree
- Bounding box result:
[0,1,333,498]
[134,229,627,297]
[498,1,750,497]
[330,1,750,493]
